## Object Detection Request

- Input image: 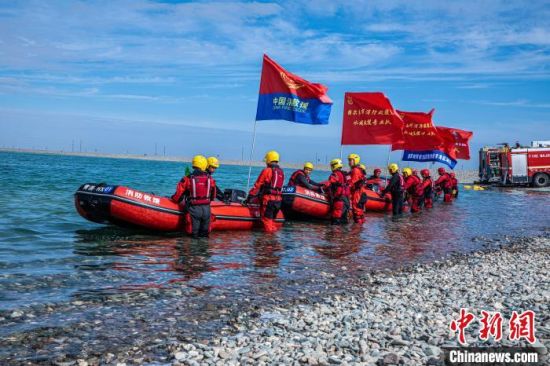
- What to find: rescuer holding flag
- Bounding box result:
[171,155,216,238]
[247,150,285,233]
[288,162,323,192]
[381,163,404,216]
[323,158,350,224]
[347,153,366,224]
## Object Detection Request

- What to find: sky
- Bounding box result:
[1,0,549,168]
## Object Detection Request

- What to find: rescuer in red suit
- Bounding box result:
[365,168,385,192]
[434,167,453,203]
[323,159,350,225]
[347,153,366,224]
[247,150,285,233]
[450,172,459,198]
[171,155,216,238]
[288,162,322,192]
[402,167,422,213]
[417,169,434,209]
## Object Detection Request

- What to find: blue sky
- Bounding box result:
[1,0,549,168]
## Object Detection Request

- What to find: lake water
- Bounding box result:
[0,151,548,360]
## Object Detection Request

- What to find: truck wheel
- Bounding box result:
[532,173,549,188]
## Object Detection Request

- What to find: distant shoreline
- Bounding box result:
[0,147,478,182]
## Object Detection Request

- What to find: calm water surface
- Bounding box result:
[0,151,549,329]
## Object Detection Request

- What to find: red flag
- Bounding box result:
[391,109,444,151]
[256,54,332,124]
[436,126,474,160]
[341,92,404,145]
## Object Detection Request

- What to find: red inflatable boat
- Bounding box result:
[75,183,284,232]
[282,185,391,220]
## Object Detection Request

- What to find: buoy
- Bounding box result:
[464,185,472,190]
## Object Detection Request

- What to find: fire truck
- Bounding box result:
[478,141,550,187]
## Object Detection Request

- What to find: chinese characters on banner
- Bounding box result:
[341,92,404,145]
[450,308,537,345]
[255,54,333,125]
[391,109,443,151]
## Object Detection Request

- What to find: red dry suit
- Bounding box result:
[416,176,434,209]
[435,173,453,203]
[403,175,422,213]
[348,166,366,224]
[171,170,216,237]
[288,169,321,191]
[323,169,350,224]
[249,164,284,232]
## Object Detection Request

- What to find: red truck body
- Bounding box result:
[479,142,550,187]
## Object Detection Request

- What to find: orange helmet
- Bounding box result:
[438,167,446,175]
[421,169,430,178]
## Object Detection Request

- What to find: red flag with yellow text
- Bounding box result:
[391,109,444,151]
[436,126,474,160]
[341,92,404,145]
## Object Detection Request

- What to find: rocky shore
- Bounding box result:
[167,236,549,366]
[2,235,548,365]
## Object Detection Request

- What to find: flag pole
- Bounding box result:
[385,145,392,185]
[339,145,343,160]
[246,119,258,191]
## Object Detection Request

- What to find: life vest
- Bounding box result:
[188,173,214,205]
[405,175,421,194]
[330,170,350,199]
[288,170,309,187]
[261,166,284,196]
[349,166,365,191]
[438,173,453,190]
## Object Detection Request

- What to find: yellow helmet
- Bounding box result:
[304,162,314,170]
[192,155,208,171]
[388,163,399,174]
[402,167,412,177]
[359,164,366,171]
[207,156,219,169]
[347,153,360,165]
[264,150,280,164]
[330,158,343,171]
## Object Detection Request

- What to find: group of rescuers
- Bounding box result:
[171,152,459,237]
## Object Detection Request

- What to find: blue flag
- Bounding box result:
[402,150,457,169]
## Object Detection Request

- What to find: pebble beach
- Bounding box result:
[2,234,548,365]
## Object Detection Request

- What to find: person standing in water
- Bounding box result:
[247,150,284,233]
[382,163,404,216]
[171,155,216,238]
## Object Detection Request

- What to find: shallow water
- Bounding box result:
[0,151,549,345]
